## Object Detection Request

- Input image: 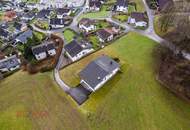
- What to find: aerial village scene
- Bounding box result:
[0,0,190,129]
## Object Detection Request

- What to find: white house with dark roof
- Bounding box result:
[78,18,96,33]
[0,55,21,73]
[0,28,12,41]
[56,8,71,18]
[22,12,36,21]
[36,9,52,19]
[128,12,148,27]
[32,41,56,61]
[88,0,102,12]
[116,0,128,12]
[79,55,120,92]
[96,29,114,43]
[49,18,65,28]
[64,40,94,62]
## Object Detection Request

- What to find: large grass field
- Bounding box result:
[60,32,190,130]
[0,71,89,130]
[78,5,111,21]
[1,32,190,130]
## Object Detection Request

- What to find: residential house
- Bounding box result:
[0,28,12,41]
[88,0,102,12]
[26,3,37,10]
[36,9,52,19]
[79,55,120,92]
[3,11,17,21]
[0,22,9,30]
[14,22,28,33]
[96,29,114,43]
[22,12,36,21]
[64,40,94,62]
[15,29,33,44]
[128,12,148,27]
[0,55,21,73]
[32,41,56,61]
[39,0,65,9]
[116,0,128,12]
[78,18,96,33]
[56,8,71,18]
[49,18,65,28]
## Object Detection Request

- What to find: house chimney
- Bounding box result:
[110,61,113,65]
[97,77,101,80]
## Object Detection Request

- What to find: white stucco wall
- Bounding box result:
[116,6,128,12]
[79,24,96,33]
[66,48,94,62]
[48,49,56,56]
[35,52,47,61]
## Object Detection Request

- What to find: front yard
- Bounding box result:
[63,29,78,43]
[78,5,111,21]
[112,3,139,23]
[112,13,129,22]
[60,32,190,130]
[34,20,49,30]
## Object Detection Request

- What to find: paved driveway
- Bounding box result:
[69,85,92,105]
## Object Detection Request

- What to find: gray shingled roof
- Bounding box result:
[79,55,120,89]
[116,0,128,7]
[89,0,101,8]
[0,28,9,38]
[130,12,147,22]
[56,8,70,15]
[96,29,112,41]
[16,29,33,43]
[32,42,55,55]
[36,9,51,18]
[79,18,95,28]
[64,40,83,57]
[0,55,20,70]
[50,18,65,25]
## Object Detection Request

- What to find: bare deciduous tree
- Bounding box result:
[160,0,190,52]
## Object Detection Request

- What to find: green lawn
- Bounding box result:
[60,32,190,130]
[22,0,39,3]
[128,5,137,13]
[78,5,110,21]
[34,20,49,30]
[1,32,190,130]
[130,0,145,12]
[2,46,14,55]
[0,71,89,130]
[33,31,46,41]
[63,29,76,43]
[112,14,129,22]
[87,35,100,49]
